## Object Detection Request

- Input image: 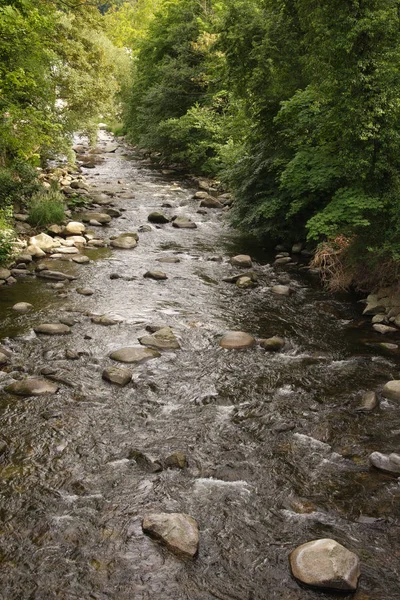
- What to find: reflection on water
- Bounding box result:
[0,134,399,599]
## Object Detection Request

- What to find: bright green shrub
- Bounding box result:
[28,190,65,227]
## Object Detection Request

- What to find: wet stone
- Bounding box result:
[82,212,111,224]
[382,380,400,401]
[6,378,59,396]
[110,347,161,364]
[110,234,137,249]
[236,276,256,289]
[65,349,80,360]
[220,331,256,350]
[199,196,223,209]
[0,352,10,365]
[72,255,90,264]
[37,270,76,281]
[356,391,378,412]
[0,268,11,280]
[230,254,252,268]
[172,217,197,229]
[272,285,291,296]
[275,256,293,265]
[373,323,397,334]
[289,538,360,591]
[142,513,199,559]
[260,336,285,352]
[139,326,180,350]
[369,452,400,474]
[65,221,85,235]
[76,288,94,296]
[165,452,187,469]
[91,315,119,326]
[34,323,71,335]
[129,450,162,472]
[148,212,169,224]
[143,270,168,280]
[102,366,132,386]
[157,256,180,263]
[12,302,33,314]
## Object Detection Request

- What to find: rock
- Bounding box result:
[53,246,79,255]
[28,233,55,251]
[272,285,291,296]
[230,255,252,268]
[34,323,71,335]
[37,270,76,281]
[143,271,168,280]
[292,242,303,253]
[220,331,256,350]
[172,217,197,229]
[193,191,210,199]
[76,288,94,296]
[142,513,199,559]
[67,235,86,245]
[12,302,33,314]
[102,366,132,386]
[363,297,386,315]
[26,245,46,258]
[165,452,187,469]
[65,349,80,360]
[369,452,400,474]
[129,450,162,473]
[356,391,378,411]
[81,213,111,224]
[91,315,119,326]
[260,336,285,351]
[0,352,10,365]
[65,222,86,235]
[275,256,293,265]
[6,276,17,285]
[148,212,170,224]
[236,276,256,289]
[104,143,119,153]
[371,314,388,324]
[289,538,360,591]
[104,208,122,218]
[382,380,400,401]
[89,219,102,227]
[110,234,137,249]
[139,224,152,233]
[223,272,258,284]
[72,255,90,264]
[110,347,160,364]
[373,324,397,334]
[199,197,223,209]
[157,256,180,263]
[6,378,59,396]
[16,253,32,264]
[139,327,180,350]
[379,342,398,351]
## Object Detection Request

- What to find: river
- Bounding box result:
[0,132,398,599]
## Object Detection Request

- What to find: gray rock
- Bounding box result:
[363,298,386,315]
[129,450,162,473]
[139,326,180,350]
[34,323,71,335]
[356,391,378,411]
[223,272,258,284]
[76,288,94,296]
[65,222,85,235]
[91,315,119,326]
[272,285,291,296]
[371,314,388,324]
[138,224,153,232]
[373,323,397,334]
[142,513,199,559]
[193,191,209,199]
[369,452,400,474]
[143,271,168,280]
[102,366,132,386]
[0,268,11,280]
[236,276,256,289]
[110,234,138,249]
[157,256,180,263]
[37,270,76,281]
[110,347,160,364]
[6,378,59,396]
[382,380,400,401]
[81,212,111,224]
[199,196,223,209]
[0,351,10,365]
[104,208,121,218]
[230,255,252,268]
[172,217,197,229]
[220,331,256,350]
[274,256,293,265]
[148,212,169,224]
[260,336,285,351]
[289,538,360,591]
[12,302,33,314]
[72,255,90,264]
[165,452,187,469]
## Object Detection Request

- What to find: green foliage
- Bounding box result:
[28,189,65,227]
[0,161,40,210]
[0,209,16,265]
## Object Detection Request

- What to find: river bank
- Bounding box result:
[0,132,399,599]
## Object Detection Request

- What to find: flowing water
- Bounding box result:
[0,133,399,599]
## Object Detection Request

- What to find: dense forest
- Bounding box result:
[2,0,400,290]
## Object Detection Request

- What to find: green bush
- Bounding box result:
[0,209,16,265]
[0,161,40,210]
[28,189,65,227]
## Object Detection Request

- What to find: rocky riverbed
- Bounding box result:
[0,131,399,599]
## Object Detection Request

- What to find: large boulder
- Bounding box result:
[139,327,180,350]
[230,255,252,268]
[28,233,56,252]
[142,513,199,559]
[289,538,360,591]
[65,222,85,235]
[6,378,59,396]
[220,331,256,350]
[110,347,160,364]
[382,380,400,401]
[34,323,71,335]
[369,452,400,474]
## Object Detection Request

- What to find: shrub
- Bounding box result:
[0,209,16,265]
[28,189,65,226]
[0,161,40,210]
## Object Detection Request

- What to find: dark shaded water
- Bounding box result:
[0,133,399,599]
